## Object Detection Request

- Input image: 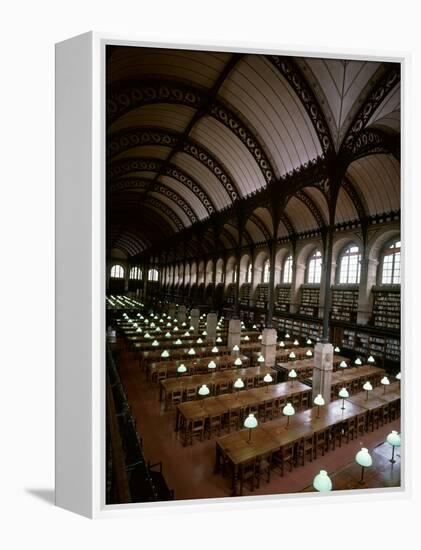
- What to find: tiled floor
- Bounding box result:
[115,343,401,501]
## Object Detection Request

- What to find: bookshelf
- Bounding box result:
[275,285,291,312]
[372,287,400,330]
[240,283,251,306]
[331,287,359,322]
[340,327,400,363]
[226,283,235,305]
[256,284,269,310]
[299,286,320,316]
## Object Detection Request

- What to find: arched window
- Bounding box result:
[339,244,361,284]
[129,267,142,280]
[110,264,124,279]
[232,266,237,283]
[246,262,252,283]
[307,250,322,284]
[262,259,270,283]
[381,240,401,284]
[282,255,293,284]
[148,268,159,282]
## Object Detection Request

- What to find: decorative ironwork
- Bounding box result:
[107,158,215,215]
[146,197,185,231]
[341,66,400,160]
[343,128,399,163]
[268,56,333,154]
[295,190,326,228]
[108,79,275,187]
[209,102,275,184]
[182,140,239,201]
[249,214,272,241]
[342,178,367,221]
[107,80,202,125]
[151,183,197,224]
[107,128,239,202]
[108,178,149,193]
[279,213,295,236]
[107,128,178,159]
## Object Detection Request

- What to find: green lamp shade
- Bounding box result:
[244,413,258,429]
[313,470,332,492]
[198,384,210,397]
[314,394,325,406]
[355,447,372,467]
[386,431,401,447]
[234,378,244,389]
[283,403,295,416]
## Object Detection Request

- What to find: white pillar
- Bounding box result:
[318,260,336,318]
[177,304,187,324]
[312,342,333,404]
[357,258,378,325]
[290,262,305,313]
[168,302,176,319]
[227,319,241,349]
[190,308,200,334]
[206,312,218,342]
[261,328,277,367]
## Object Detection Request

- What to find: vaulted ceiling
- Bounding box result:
[106,46,400,260]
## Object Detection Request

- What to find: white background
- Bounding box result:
[0,0,420,547]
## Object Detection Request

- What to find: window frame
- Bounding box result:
[337,243,361,285]
[282,254,293,284]
[262,259,270,283]
[110,264,125,279]
[148,268,159,282]
[129,266,142,280]
[380,239,401,285]
[306,249,322,284]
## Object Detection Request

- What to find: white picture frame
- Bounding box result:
[55,31,409,519]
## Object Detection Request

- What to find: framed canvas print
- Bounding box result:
[55,32,407,518]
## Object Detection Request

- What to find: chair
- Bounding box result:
[262,400,275,421]
[225,408,241,432]
[216,381,230,395]
[380,403,390,426]
[187,418,205,445]
[328,424,343,451]
[272,443,294,476]
[255,453,272,487]
[206,414,222,439]
[170,389,183,408]
[292,393,301,411]
[185,387,197,401]
[239,458,257,495]
[314,429,327,458]
[297,435,314,466]
[301,392,310,409]
[370,408,381,432]
[356,413,367,435]
[246,376,255,389]
[344,417,357,442]
[152,367,167,384]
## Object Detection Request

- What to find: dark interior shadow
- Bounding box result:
[25,488,55,505]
